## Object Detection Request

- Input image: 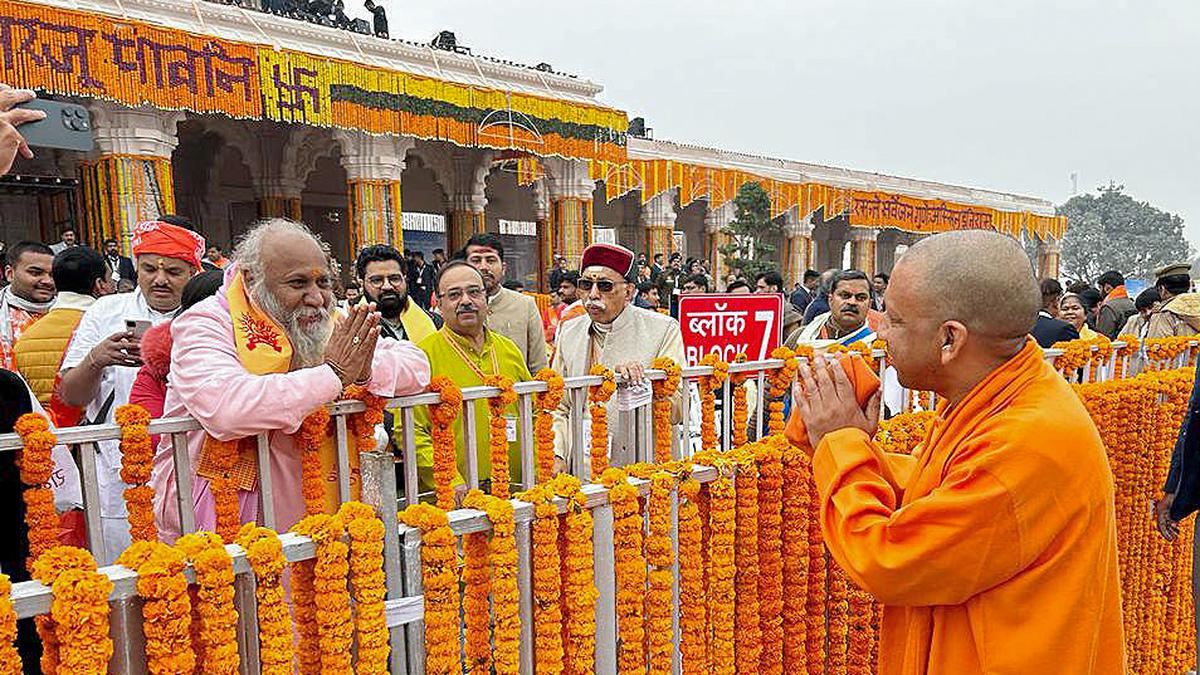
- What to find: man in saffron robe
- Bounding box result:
[789,230,1125,674]
[151,219,430,542]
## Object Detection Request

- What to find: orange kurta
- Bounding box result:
[803,338,1126,674]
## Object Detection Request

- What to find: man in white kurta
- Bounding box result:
[551,243,685,471]
[59,220,205,564]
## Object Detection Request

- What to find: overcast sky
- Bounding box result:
[376,0,1199,246]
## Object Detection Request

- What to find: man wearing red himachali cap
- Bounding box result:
[58,218,204,564]
[550,243,685,473]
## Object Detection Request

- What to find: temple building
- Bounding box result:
[0,0,1066,287]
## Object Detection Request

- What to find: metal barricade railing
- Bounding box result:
[0,343,1178,673]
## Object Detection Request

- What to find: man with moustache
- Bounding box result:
[463,233,547,373]
[794,269,879,348]
[355,244,439,344]
[58,220,204,563]
[1,241,55,371]
[150,219,430,542]
[412,261,531,500]
[551,243,685,472]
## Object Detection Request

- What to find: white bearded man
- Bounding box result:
[58,219,204,564]
[151,219,431,542]
[551,243,685,472]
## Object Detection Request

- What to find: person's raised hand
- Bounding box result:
[345,303,380,385]
[793,357,880,449]
[324,302,377,387]
[88,330,142,369]
[0,87,43,174]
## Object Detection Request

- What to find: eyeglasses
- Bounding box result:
[440,286,486,303]
[365,274,405,288]
[577,278,619,293]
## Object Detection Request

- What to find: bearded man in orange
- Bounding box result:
[790,230,1125,674]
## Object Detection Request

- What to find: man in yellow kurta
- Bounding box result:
[790,230,1126,674]
[412,261,531,502]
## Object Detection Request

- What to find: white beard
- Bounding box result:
[251,278,333,368]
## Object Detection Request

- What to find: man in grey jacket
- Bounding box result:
[1095,270,1137,339]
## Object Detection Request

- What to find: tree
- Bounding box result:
[1057,183,1191,281]
[719,182,783,281]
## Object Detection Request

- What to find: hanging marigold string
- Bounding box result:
[549,474,597,675]
[533,369,566,483]
[646,472,675,675]
[297,406,332,516]
[0,574,20,675]
[805,457,828,671]
[482,375,518,497]
[733,450,762,673]
[14,412,61,671]
[766,347,798,436]
[697,354,729,452]
[587,365,617,480]
[201,435,246,543]
[116,541,196,675]
[235,525,296,675]
[292,514,354,673]
[427,376,464,510]
[514,485,564,675]
[291,551,321,675]
[344,385,389,500]
[175,532,240,675]
[848,582,875,675]
[398,504,461,675]
[30,546,113,675]
[462,491,521,675]
[599,468,646,674]
[827,560,851,672]
[461,516,492,674]
[729,354,750,448]
[338,502,390,674]
[115,404,157,542]
[780,446,811,672]
[678,477,708,675]
[650,357,683,463]
[756,440,784,675]
[706,467,736,675]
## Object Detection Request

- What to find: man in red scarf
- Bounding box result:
[1095,270,1136,339]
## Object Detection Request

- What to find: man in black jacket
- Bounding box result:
[101,238,135,286]
[1031,278,1079,348]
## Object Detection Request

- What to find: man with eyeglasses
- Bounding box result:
[463,233,547,373]
[354,244,439,344]
[550,243,685,473]
[411,260,532,502]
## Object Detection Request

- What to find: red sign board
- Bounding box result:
[678,294,784,366]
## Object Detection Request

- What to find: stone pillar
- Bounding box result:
[781,209,814,285]
[640,189,677,260]
[705,202,734,285]
[81,104,183,254]
[256,177,304,220]
[533,179,552,290]
[850,227,878,276]
[544,158,594,268]
[334,131,413,253]
[446,149,493,252]
[1037,236,1062,279]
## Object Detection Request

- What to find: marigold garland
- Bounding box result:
[201,435,245,543]
[174,532,240,675]
[514,485,564,675]
[733,451,761,673]
[297,406,332,516]
[461,524,492,674]
[482,375,518,497]
[645,471,675,675]
[0,574,20,675]
[587,365,617,480]
[650,357,682,463]
[462,491,521,675]
[780,446,811,672]
[397,503,460,675]
[729,354,750,448]
[678,477,708,675]
[534,369,566,483]
[766,347,798,436]
[598,468,647,674]
[755,440,784,675]
[827,561,851,673]
[706,468,736,675]
[235,525,295,675]
[290,555,321,675]
[30,546,113,675]
[338,501,390,674]
[804,449,827,670]
[116,541,196,675]
[113,404,158,543]
[848,582,875,675]
[698,354,729,453]
[549,474,597,675]
[426,376,464,510]
[291,514,353,674]
[14,413,58,570]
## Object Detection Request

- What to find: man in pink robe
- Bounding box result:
[151,220,430,541]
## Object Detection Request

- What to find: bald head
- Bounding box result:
[896,230,1040,340]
